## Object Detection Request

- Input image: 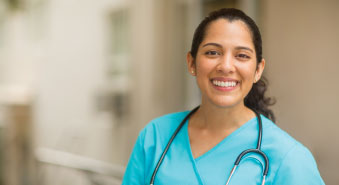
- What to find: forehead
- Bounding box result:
[202,19,254,49]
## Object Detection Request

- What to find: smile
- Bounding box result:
[212,80,238,87]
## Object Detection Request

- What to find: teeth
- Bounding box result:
[213,80,237,87]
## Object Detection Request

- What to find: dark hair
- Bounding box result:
[190,8,276,122]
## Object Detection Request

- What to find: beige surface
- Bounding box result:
[261,1,339,184]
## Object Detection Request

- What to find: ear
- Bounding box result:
[186,52,196,76]
[254,59,265,83]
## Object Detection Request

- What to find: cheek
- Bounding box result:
[196,61,211,76]
[238,63,257,80]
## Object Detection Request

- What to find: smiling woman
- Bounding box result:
[187,18,265,113]
[122,8,325,185]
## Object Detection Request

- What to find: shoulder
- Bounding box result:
[124,112,189,184]
[260,116,324,184]
[261,115,312,159]
[140,111,190,146]
[149,111,190,127]
[259,116,307,166]
[261,116,300,153]
[144,111,190,133]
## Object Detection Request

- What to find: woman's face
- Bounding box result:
[187,18,265,108]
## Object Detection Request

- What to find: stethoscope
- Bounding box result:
[150,106,269,185]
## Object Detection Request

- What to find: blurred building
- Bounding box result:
[0,0,338,185]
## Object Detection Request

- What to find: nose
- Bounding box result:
[216,54,235,74]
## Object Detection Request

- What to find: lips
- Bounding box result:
[211,78,239,89]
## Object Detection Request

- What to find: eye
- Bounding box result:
[236,53,250,59]
[205,50,220,56]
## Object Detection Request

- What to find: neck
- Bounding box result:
[191,102,255,132]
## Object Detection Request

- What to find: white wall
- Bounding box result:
[0,0,200,168]
[35,0,107,161]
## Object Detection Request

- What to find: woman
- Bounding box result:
[122,8,324,185]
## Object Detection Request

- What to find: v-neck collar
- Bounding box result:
[185,116,257,161]
[183,116,257,185]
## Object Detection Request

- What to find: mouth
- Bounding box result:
[211,78,240,90]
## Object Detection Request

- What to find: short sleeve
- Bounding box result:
[122,129,146,185]
[272,144,325,185]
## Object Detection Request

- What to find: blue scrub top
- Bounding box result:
[122,111,325,185]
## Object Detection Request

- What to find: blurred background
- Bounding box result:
[0,0,338,184]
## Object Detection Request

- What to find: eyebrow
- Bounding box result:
[202,43,254,53]
[202,43,223,48]
[235,46,254,53]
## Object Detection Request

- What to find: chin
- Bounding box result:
[208,98,243,109]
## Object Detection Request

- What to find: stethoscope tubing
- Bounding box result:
[150,106,269,185]
[150,106,199,184]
